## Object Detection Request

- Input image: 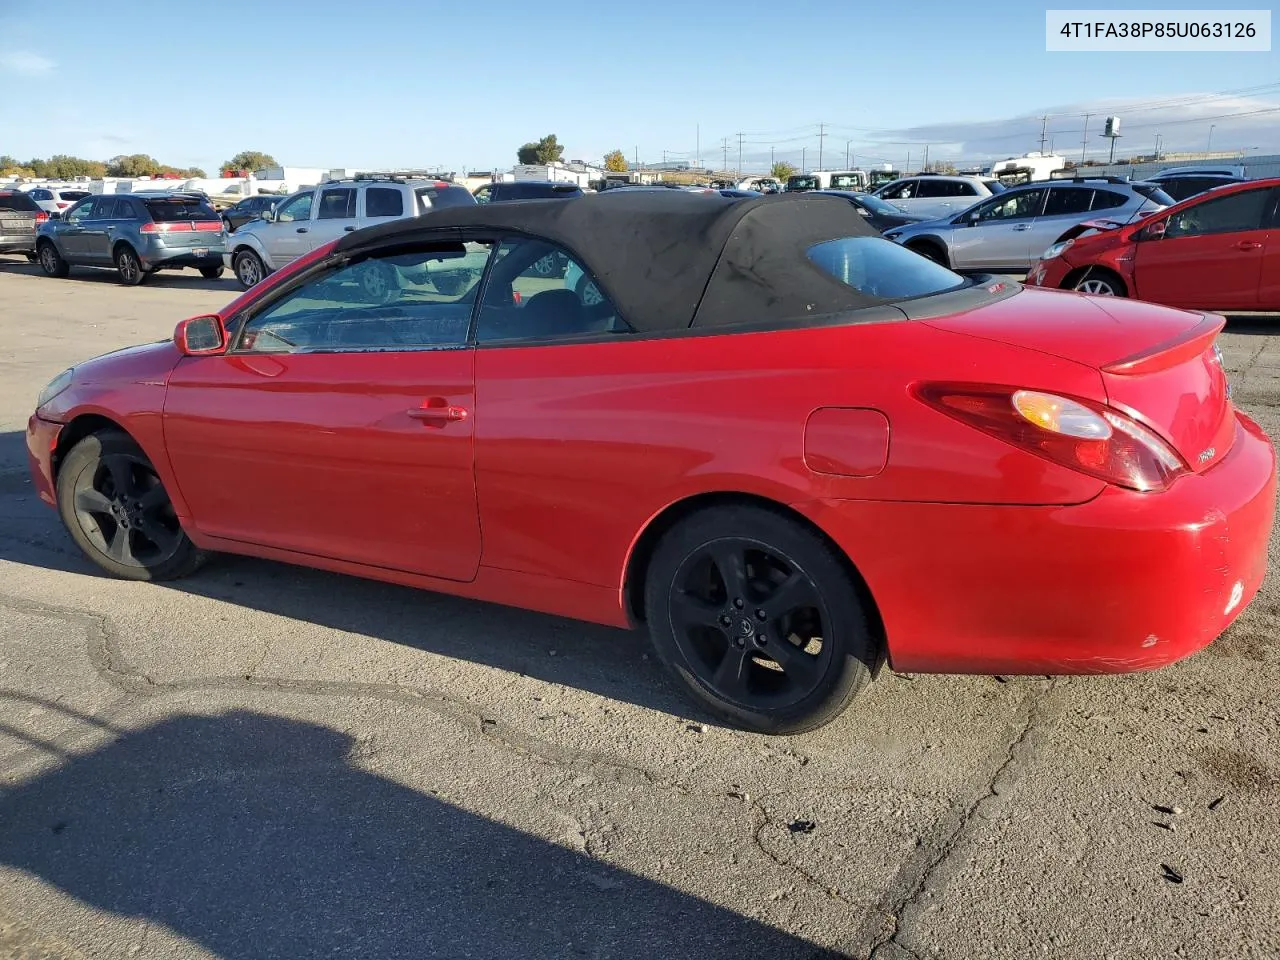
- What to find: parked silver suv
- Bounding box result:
[883,177,1174,273]
[872,174,1006,219]
[225,176,475,288]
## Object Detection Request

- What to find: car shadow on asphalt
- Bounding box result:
[1223,314,1280,336]
[0,257,234,292]
[0,431,703,724]
[0,704,830,959]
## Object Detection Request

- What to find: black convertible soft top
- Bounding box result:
[336,190,892,333]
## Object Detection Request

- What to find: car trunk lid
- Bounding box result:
[924,287,1234,473]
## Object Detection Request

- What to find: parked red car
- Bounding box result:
[1028,177,1280,309]
[26,192,1276,732]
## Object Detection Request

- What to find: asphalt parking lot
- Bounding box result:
[0,260,1277,960]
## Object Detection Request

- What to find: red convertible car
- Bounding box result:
[1028,177,1280,309]
[26,192,1276,733]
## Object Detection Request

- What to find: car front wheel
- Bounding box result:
[56,429,206,581]
[233,249,266,289]
[644,504,877,734]
[1072,270,1127,297]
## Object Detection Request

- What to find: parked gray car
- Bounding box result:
[883,177,1174,273]
[36,192,227,285]
[0,188,44,259]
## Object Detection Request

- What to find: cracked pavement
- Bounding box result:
[0,262,1278,959]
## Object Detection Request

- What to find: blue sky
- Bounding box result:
[0,0,1276,174]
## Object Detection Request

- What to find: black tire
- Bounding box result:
[37,241,69,278]
[25,252,38,263]
[574,273,604,306]
[643,505,876,734]
[114,245,147,286]
[199,265,225,280]
[222,217,234,234]
[233,249,266,289]
[56,429,206,582]
[1067,268,1127,297]
[907,241,948,267]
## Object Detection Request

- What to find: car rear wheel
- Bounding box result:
[233,249,266,289]
[56,430,206,581]
[115,246,147,286]
[37,241,69,278]
[1071,269,1127,297]
[199,266,225,280]
[644,505,876,734]
[222,217,234,233]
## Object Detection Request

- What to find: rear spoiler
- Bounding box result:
[1102,313,1226,376]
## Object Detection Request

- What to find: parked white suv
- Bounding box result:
[225,176,475,288]
[873,174,1006,219]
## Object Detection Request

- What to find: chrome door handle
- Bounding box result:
[1236,240,1262,251]
[343,226,356,232]
[296,227,308,234]
[1013,223,1031,231]
[408,402,468,425]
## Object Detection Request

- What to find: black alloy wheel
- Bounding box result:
[57,430,205,581]
[645,505,875,734]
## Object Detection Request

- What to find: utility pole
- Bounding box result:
[696,124,700,169]
[1080,113,1091,164]
[736,132,744,176]
[818,122,826,171]
[906,150,910,173]
[1155,132,1162,160]
[923,144,929,171]
[722,137,728,173]
[634,146,639,170]
[846,139,853,168]
[1207,124,1215,152]
[1038,115,1048,153]
[801,147,806,172]
[770,146,775,171]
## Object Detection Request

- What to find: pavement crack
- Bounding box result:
[748,797,855,908]
[861,685,1056,960]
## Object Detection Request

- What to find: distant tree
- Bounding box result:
[603,149,628,172]
[44,154,107,178]
[0,155,15,171]
[106,154,162,177]
[923,161,958,175]
[220,150,277,175]
[771,160,797,182]
[183,166,207,178]
[517,135,565,166]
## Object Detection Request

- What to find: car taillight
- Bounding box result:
[34,211,48,224]
[192,220,223,232]
[56,201,70,209]
[915,384,1187,492]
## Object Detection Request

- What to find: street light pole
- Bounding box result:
[1207,124,1216,152]
[846,139,852,168]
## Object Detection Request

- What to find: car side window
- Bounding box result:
[473,185,493,204]
[65,198,95,222]
[475,238,628,343]
[1089,190,1127,212]
[1164,188,1271,240]
[880,182,912,201]
[914,180,944,198]
[1043,187,1093,216]
[364,187,403,218]
[275,192,314,223]
[93,198,119,219]
[234,243,494,354]
[975,188,1045,222]
[317,188,356,220]
[950,182,978,197]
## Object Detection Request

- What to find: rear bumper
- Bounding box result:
[140,248,227,271]
[26,414,62,508]
[797,410,1277,675]
[0,236,36,253]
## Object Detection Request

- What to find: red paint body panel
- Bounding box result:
[163,351,481,581]
[796,411,1275,674]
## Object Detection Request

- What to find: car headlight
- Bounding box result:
[884,231,904,242]
[1041,239,1074,261]
[37,368,74,408]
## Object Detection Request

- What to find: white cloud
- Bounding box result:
[0,51,55,75]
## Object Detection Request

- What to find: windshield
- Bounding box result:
[829,174,863,190]
[0,192,39,212]
[808,236,966,300]
[788,176,819,191]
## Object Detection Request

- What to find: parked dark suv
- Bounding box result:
[221,194,281,232]
[0,189,47,259]
[473,181,583,203]
[36,192,227,285]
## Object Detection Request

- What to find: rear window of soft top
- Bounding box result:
[144,199,219,222]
